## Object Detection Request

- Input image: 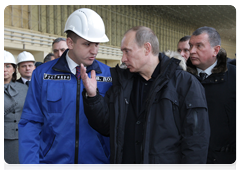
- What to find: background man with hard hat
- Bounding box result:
[16,51,36,86]
[18,8,112,164]
[4,50,28,164]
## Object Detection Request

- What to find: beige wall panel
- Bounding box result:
[221,39,236,59]
[22,6,29,29]
[4,5,236,66]
[29,5,39,31]
[39,6,46,33]
[4,6,11,26]
[111,6,117,47]
[48,6,54,35]
[106,60,120,67]
[12,6,22,28]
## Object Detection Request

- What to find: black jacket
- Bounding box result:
[187,53,236,164]
[16,78,24,84]
[83,53,210,164]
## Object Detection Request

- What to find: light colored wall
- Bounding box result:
[4,5,236,67]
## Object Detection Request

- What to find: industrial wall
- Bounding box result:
[4,5,236,67]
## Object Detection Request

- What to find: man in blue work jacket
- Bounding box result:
[18,8,112,164]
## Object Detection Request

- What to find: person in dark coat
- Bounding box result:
[187,26,236,164]
[81,26,210,164]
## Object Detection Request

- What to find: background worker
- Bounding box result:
[16,51,36,87]
[43,53,55,63]
[177,35,191,61]
[52,37,68,59]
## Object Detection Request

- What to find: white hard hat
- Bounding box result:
[17,51,35,64]
[64,8,109,43]
[4,50,16,64]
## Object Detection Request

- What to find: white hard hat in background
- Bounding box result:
[17,51,35,64]
[4,50,16,64]
[64,8,109,43]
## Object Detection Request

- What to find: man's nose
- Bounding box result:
[190,46,196,54]
[121,53,127,63]
[180,51,185,57]
[90,45,98,54]
[59,51,63,58]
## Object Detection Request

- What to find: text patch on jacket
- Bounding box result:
[96,76,112,82]
[43,73,71,80]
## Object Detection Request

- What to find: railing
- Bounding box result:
[4,28,123,57]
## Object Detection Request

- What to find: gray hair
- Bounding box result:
[52,37,66,46]
[125,26,159,56]
[192,26,221,47]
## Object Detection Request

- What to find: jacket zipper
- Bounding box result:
[74,78,80,163]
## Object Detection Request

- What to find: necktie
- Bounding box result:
[76,66,81,80]
[26,81,30,87]
[199,72,207,81]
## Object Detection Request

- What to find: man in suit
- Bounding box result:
[17,51,36,86]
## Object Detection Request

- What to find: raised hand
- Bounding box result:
[80,63,97,97]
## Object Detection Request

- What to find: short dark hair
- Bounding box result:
[192,26,221,47]
[52,37,66,46]
[65,30,80,43]
[44,53,54,63]
[124,26,159,56]
[12,64,17,82]
[179,35,191,42]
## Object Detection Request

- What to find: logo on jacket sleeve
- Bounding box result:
[43,73,71,80]
[96,76,112,82]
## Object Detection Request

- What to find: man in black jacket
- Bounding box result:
[81,26,210,164]
[187,26,236,164]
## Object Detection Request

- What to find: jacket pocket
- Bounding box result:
[156,90,181,134]
[47,82,63,113]
[150,152,181,170]
[41,132,56,157]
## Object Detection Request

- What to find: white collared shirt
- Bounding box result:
[21,77,31,84]
[65,51,79,75]
[197,60,218,78]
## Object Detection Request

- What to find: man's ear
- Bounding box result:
[66,37,74,49]
[144,42,151,55]
[213,45,221,57]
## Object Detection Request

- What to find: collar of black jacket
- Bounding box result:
[52,49,102,74]
[111,53,180,88]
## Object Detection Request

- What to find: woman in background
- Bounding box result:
[4,50,28,164]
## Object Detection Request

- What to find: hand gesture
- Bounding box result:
[80,63,97,97]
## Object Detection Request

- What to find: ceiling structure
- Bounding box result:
[153,5,236,42]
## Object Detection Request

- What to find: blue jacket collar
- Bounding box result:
[52,49,102,74]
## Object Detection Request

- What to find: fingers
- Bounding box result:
[80,63,97,97]
[91,70,96,79]
[80,63,86,77]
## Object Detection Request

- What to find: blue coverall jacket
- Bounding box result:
[18,50,112,164]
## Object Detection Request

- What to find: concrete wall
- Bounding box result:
[4,5,236,68]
